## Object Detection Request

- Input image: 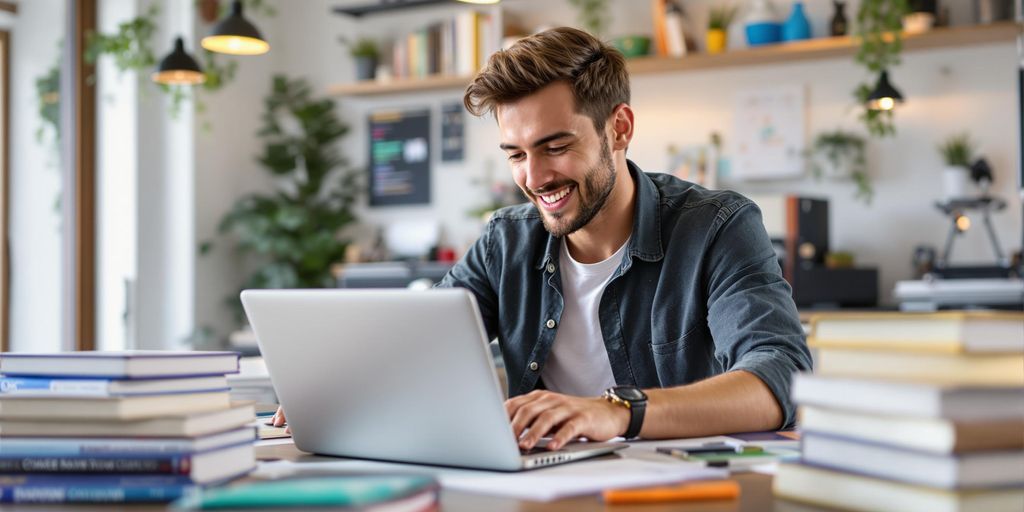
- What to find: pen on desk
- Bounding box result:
[603,480,740,504]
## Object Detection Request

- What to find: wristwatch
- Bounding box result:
[603,385,647,439]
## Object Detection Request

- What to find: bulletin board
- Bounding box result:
[732,85,806,181]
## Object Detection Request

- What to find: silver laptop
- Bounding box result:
[240,288,624,471]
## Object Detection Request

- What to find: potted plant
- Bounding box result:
[203,75,362,322]
[808,130,872,204]
[937,133,976,200]
[707,4,739,54]
[340,37,380,81]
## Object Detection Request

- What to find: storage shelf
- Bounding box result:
[328,22,1021,97]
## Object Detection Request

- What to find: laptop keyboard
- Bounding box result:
[519,446,550,455]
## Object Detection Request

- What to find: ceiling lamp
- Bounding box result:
[866,70,905,111]
[201,0,269,56]
[152,37,205,85]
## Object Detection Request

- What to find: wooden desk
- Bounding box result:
[257,443,825,512]
[0,442,827,511]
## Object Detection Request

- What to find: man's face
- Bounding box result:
[497,82,616,238]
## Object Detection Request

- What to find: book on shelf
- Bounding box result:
[0,474,204,504]
[801,433,1024,489]
[0,403,255,438]
[172,474,439,511]
[0,426,255,456]
[791,373,1024,420]
[814,349,1024,386]
[0,391,231,420]
[800,405,1024,455]
[808,310,1024,353]
[0,442,255,484]
[774,463,1024,512]
[0,350,240,379]
[0,375,229,397]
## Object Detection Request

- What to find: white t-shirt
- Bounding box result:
[540,237,630,397]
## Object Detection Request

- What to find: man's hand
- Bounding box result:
[505,390,630,451]
[270,406,290,434]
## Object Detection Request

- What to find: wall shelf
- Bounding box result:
[328,22,1021,97]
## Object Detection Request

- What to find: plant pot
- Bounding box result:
[902,12,935,34]
[706,29,727,54]
[612,35,650,59]
[745,0,781,47]
[942,166,970,200]
[354,56,377,81]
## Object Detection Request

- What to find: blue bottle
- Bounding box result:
[782,1,812,42]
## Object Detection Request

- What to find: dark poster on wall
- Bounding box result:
[440,102,465,162]
[368,109,431,206]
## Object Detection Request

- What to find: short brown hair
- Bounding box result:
[463,27,630,134]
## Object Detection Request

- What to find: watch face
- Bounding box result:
[613,386,646,401]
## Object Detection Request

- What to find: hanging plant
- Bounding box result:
[853,0,909,137]
[808,130,873,204]
[568,0,609,37]
[74,1,268,122]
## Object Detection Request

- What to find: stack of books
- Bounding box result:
[774,311,1024,512]
[0,351,256,504]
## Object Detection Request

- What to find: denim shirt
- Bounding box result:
[438,161,813,428]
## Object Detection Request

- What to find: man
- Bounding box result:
[275,27,812,451]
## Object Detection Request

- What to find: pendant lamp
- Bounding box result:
[152,37,205,85]
[201,0,269,56]
[866,69,905,111]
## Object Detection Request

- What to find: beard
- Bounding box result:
[537,137,616,238]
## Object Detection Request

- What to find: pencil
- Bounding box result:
[603,480,740,504]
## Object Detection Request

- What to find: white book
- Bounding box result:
[0,403,255,438]
[792,373,1024,421]
[0,375,229,397]
[0,351,240,379]
[0,391,230,420]
[0,427,255,456]
[802,433,1024,489]
[774,463,1024,512]
[800,406,1024,455]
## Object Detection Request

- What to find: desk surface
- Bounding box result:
[0,442,829,511]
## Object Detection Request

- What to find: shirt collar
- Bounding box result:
[536,160,664,270]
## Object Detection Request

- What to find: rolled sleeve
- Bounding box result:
[704,203,813,429]
[436,219,500,339]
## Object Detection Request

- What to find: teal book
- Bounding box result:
[172,475,438,510]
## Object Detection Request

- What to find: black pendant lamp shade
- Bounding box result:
[152,37,206,85]
[201,0,269,56]
[866,69,905,111]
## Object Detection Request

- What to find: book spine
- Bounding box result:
[0,377,111,396]
[0,440,196,456]
[0,483,198,503]
[0,455,193,475]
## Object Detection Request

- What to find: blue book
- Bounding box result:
[0,441,255,483]
[0,351,240,379]
[0,427,255,456]
[172,475,439,509]
[0,475,202,504]
[0,375,230,397]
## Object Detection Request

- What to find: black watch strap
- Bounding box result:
[623,399,645,439]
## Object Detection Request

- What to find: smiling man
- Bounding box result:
[437,27,813,451]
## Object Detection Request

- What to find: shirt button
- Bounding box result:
[529,361,539,371]
[545,319,556,329]
[546,263,556,273]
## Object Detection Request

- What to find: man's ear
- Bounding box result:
[607,103,635,152]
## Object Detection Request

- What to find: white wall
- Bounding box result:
[174,0,1023,344]
[8,0,64,352]
[191,6,281,343]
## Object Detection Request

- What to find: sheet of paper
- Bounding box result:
[252,455,725,502]
[441,458,725,501]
